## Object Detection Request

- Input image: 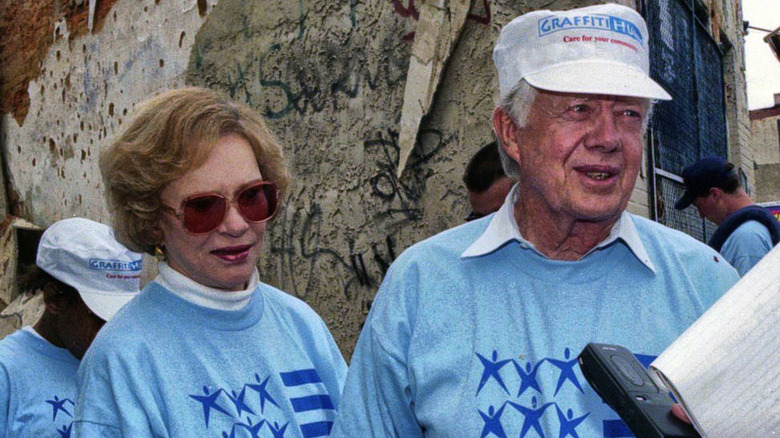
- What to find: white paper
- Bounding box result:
[650,244,780,437]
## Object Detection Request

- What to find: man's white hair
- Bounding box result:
[495,80,654,181]
[496,80,537,180]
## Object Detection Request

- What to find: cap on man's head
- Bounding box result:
[674,157,736,210]
[36,218,142,321]
[493,3,671,100]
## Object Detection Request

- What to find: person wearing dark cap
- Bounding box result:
[0,218,141,437]
[463,141,515,221]
[675,157,780,276]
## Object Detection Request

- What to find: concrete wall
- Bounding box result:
[717,0,756,192]
[756,163,780,203]
[0,0,749,355]
[751,109,780,203]
[751,117,780,165]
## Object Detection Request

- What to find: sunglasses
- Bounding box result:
[161,181,280,235]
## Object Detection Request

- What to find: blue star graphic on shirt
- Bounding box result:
[46,395,74,421]
[237,417,265,438]
[555,405,590,438]
[269,421,289,438]
[479,403,508,438]
[221,426,237,438]
[509,396,554,438]
[57,422,72,438]
[247,373,280,413]
[476,350,512,395]
[227,387,256,417]
[513,359,545,397]
[189,386,232,427]
[548,348,583,396]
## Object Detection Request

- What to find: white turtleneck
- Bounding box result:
[154,262,258,311]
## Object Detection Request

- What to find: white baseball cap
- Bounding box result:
[493,3,671,100]
[36,218,142,321]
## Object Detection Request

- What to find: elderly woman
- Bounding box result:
[74,87,347,437]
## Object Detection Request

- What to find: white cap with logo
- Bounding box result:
[36,217,142,321]
[493,3,672,100]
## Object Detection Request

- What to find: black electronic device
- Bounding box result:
[578,343,699,438]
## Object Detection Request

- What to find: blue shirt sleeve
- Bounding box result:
[0,363,9,435]
[74,343,156,437]
[719,220,774,276]
[331,261,424,438]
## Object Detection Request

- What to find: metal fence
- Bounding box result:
[644,0,727,242]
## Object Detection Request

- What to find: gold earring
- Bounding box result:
[154,246,166,262]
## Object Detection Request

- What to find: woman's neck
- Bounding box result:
[155,262,258,310]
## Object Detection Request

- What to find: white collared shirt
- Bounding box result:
[461,183,656,272]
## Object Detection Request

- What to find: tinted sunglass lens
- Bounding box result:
[238,183,277,222]
[183,195,226,234]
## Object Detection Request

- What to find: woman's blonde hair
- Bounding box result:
[100,87,291,254]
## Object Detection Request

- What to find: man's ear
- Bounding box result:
[42,283,69,314]
[492,107,521,165]
[710,187,724,201]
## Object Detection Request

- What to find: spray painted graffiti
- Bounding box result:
[268,126,449,302]
[365,127,451,221]
[269,203,399,302]
[391,0,492,41]
[214,36,408,120]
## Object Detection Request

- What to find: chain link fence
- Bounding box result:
[644,0,727,242]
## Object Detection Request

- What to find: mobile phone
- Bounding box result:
[578,343,699,438]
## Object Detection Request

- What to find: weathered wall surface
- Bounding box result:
[756,163,780,203]
[1,0,749,356]
[0,0,216,337]
[184,0,523,354]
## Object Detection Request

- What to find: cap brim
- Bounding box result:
[79,289,138,321]
[674,192,696,210]
[525,61,672,100]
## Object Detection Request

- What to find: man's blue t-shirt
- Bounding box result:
[720,220,774,276]
[74,281,347,437]
[332,198,738,438]
[0,328,80,437]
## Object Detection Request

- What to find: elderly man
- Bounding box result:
[675,157,780,276]
[331,4,738,437]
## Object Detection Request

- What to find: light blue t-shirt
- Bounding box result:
[719,220,774,276]
[332,194,738,438]
[0,328,80,437]
[74,281,347,437]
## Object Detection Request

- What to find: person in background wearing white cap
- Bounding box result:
[332,4,738,437]
[74,88,346,437]
[0,217,141,437]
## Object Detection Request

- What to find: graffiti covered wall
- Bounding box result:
[1,0,682,356]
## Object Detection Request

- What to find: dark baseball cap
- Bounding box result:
[674,157,736,210]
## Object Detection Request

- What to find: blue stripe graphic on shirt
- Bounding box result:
[291,394,335,412]
[281,368,336,437]
[280,368,322,386]
[300,420,334,437]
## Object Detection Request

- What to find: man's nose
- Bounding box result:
[585,112,621,152]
